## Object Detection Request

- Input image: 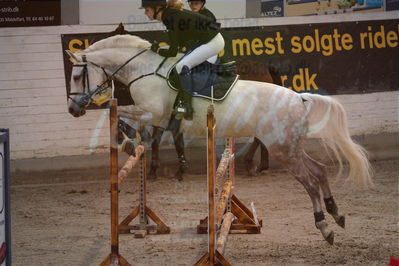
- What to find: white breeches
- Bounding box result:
[176,33,225,74]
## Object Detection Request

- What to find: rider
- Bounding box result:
[141,0,224,120]
[187,0,216,21]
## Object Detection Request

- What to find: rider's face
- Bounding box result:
[144,7,155,20]
[189,1,203,12]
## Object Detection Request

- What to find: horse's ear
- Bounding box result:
[65,50,80,62]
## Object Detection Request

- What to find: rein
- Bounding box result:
[127,57,168,88]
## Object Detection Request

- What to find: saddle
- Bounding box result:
[167,60,239,102]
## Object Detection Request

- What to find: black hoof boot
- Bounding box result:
[244,159,256,176]
[336,215,345,229]
[122,139,136,156]
[174,169,184,181]
[256,163,269,174]
[325,231,334,245]
[148,168,157,180]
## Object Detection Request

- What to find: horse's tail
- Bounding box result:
[301,93,374,189]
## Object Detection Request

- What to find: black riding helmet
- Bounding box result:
[141,0,167,8]
[141,0,167,20]
[187,0,206,10]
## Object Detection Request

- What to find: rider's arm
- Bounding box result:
[158,30,178,57]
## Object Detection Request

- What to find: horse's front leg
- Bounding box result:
[172,131,188,181]
[118,118,138,156]
[148,126,164,180]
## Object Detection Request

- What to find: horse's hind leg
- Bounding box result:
[273,147,335,244]
[304,154,345,228]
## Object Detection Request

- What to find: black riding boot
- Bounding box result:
[181,90,193,120]
[177,66,194,120]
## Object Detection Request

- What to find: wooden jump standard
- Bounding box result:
[195,105,262,266]
[100,99,170,266]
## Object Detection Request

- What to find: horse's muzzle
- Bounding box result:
[68,103,86,117]
[68,94,91,117]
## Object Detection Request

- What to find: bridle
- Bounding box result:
[69,48,165,108]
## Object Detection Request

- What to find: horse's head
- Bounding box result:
[67,50,112,117]
[66,35,153,117]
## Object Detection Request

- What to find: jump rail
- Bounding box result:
[100,99,170,266]
[195,105,262,266]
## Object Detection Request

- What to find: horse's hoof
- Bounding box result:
[337,215,345,229]
[248,168,256,176]
[325,231,334,245]
[119,229,130,234]
[256,164,269,174]
[175,171,184,181]
[245,161,256,176]
[117,131,124,145]
[147,175,157,181]
[147,170,157,181]
[122,139,136,156]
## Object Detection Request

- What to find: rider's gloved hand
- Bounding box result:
[151,41,160,53]
[151,41,175,58]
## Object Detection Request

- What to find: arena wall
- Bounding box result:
[0,11,397,170]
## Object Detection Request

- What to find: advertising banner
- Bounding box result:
[221,19,399,95]
[386,0,399,10]
[0,0,61,27]
[285,0,384,16]
[260,0,284,17]
[61,19,399,106]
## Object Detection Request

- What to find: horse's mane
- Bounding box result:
[84,35,151,52]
